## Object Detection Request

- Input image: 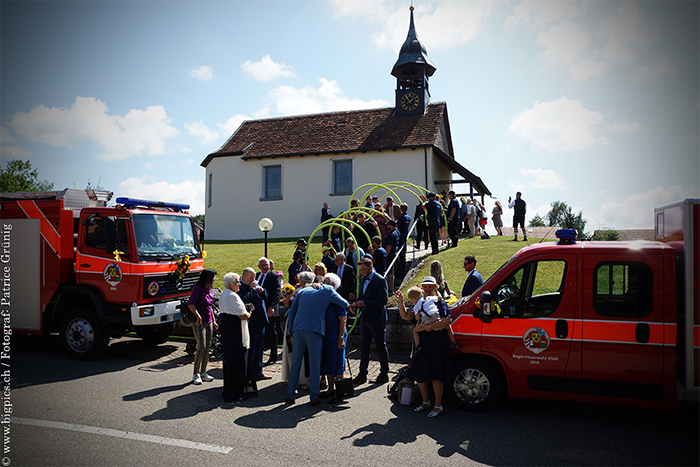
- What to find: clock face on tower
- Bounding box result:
[400,92,420,111]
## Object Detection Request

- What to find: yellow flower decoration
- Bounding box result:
[113,250,125,262]
[202,250,207,258]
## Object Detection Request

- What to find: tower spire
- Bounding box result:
[392,6,436,117]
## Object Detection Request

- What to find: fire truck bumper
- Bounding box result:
[130,301,181,326]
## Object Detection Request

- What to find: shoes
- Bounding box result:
[192,373,202,385]
[523,237,528,241]
[352,375,367,385]
[319,390,335,399]
[450,342,461,350]
[200,372,214,382]
[309,398,322,407]
[427,405,443,418]
[414,401,432,412]
[371,374,389,384]
[413,345,423,357]
[284,397,295,405]
[512,238,518,242]
[256,375,272,381]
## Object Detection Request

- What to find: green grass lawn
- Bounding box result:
[201,235,554,301]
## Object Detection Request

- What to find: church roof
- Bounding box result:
[203,102,452,164]
[202,101,491,196]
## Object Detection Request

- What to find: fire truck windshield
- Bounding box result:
[133,213,200,260]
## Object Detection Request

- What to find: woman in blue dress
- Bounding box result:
[320,272,348,404]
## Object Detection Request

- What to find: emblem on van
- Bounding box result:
[104,262,122,287]
[523,327,550,354]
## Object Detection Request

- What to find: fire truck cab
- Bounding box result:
[449,199,699,411]
[1,189,204,359]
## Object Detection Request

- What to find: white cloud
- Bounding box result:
[0,126,33,160]
[184,121,221,144]
[505,0,580,30]
[509,97,609,152]
[269,78,389,116]
[8,97,178,161]
[118,176,206,215]
[331,0,493,51]
[633,54,674,82]
[241,55,295,82]
[595,185,700,230]
[189,65,214,81]
[610,118,641,135]
[509,1,656,81]
[520,168,567,190]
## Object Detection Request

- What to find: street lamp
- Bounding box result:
[258,217,273,258]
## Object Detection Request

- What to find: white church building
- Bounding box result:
[201,8,490,240]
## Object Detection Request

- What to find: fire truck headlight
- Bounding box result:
[140,306,155,318]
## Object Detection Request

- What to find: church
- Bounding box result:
[201,7,491,240]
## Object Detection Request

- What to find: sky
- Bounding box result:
[1,0,698,235]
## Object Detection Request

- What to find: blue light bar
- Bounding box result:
[555,229,577,245]
[116,197,190,211]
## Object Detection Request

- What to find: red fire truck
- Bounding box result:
[449,198,699,411]
[1,189,204,359]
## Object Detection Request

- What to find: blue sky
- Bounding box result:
[1,0,698,234]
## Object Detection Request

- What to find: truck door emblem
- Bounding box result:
[148,281,160,296]
[524,327,550,354]
[104,263,123,287]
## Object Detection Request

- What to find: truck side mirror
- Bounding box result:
[480,291,492,323]
[82,213,99,226]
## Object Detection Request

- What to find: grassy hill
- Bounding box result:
[201,235,553,300]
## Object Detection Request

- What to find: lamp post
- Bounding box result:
[258,218,273,258]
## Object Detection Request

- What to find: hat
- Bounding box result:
[419,276,438,287]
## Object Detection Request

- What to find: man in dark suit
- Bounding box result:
[352,257,389,385]
[239,267,269,383]
[320,203,332,241]
[423,192,442,255]
[461,255,484,298]
[257,257,281,366]
[334,252,357,302]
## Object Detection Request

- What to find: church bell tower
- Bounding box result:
[392,6,436,117]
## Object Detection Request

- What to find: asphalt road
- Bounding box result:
[6,334,699,466]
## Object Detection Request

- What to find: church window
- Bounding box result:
[331,159,353,196]
[262,164,282,200]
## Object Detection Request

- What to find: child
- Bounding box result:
[407,277,460,355]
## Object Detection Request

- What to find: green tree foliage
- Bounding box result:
[592,229,620,241]
[545,200,587,238]
[529,214,546,227]
[193,214,205,226]
[0,159,54,192]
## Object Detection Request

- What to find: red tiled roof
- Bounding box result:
[202,102,451,166]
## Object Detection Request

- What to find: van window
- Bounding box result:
[493,260,567,319]
[593,262,652,318]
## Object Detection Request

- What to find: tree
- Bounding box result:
[544,200,587,238]
[529,214,545,227]
[0,159,54,192]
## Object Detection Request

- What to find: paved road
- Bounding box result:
[7,334,699,466]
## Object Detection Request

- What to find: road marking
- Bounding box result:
[12,417,233,454]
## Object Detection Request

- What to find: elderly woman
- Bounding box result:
[219,273,251,402]
[319,272,348,404]
[187,268,218,385]
[396,276,453,418]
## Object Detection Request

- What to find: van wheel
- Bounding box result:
[450,358,503,411]
[60,308,108,360]
[136,323,175,344]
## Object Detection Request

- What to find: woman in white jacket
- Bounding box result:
[219,272,251,402]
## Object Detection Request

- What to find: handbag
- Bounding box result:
[181,305,195,326]
[334,353,355,399]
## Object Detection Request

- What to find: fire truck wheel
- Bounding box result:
[186,340,196,355]
[60,308,108,360]
[449,358,504,411]
[136,323,175,345]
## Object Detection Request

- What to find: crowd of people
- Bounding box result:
[185,192,524,413]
